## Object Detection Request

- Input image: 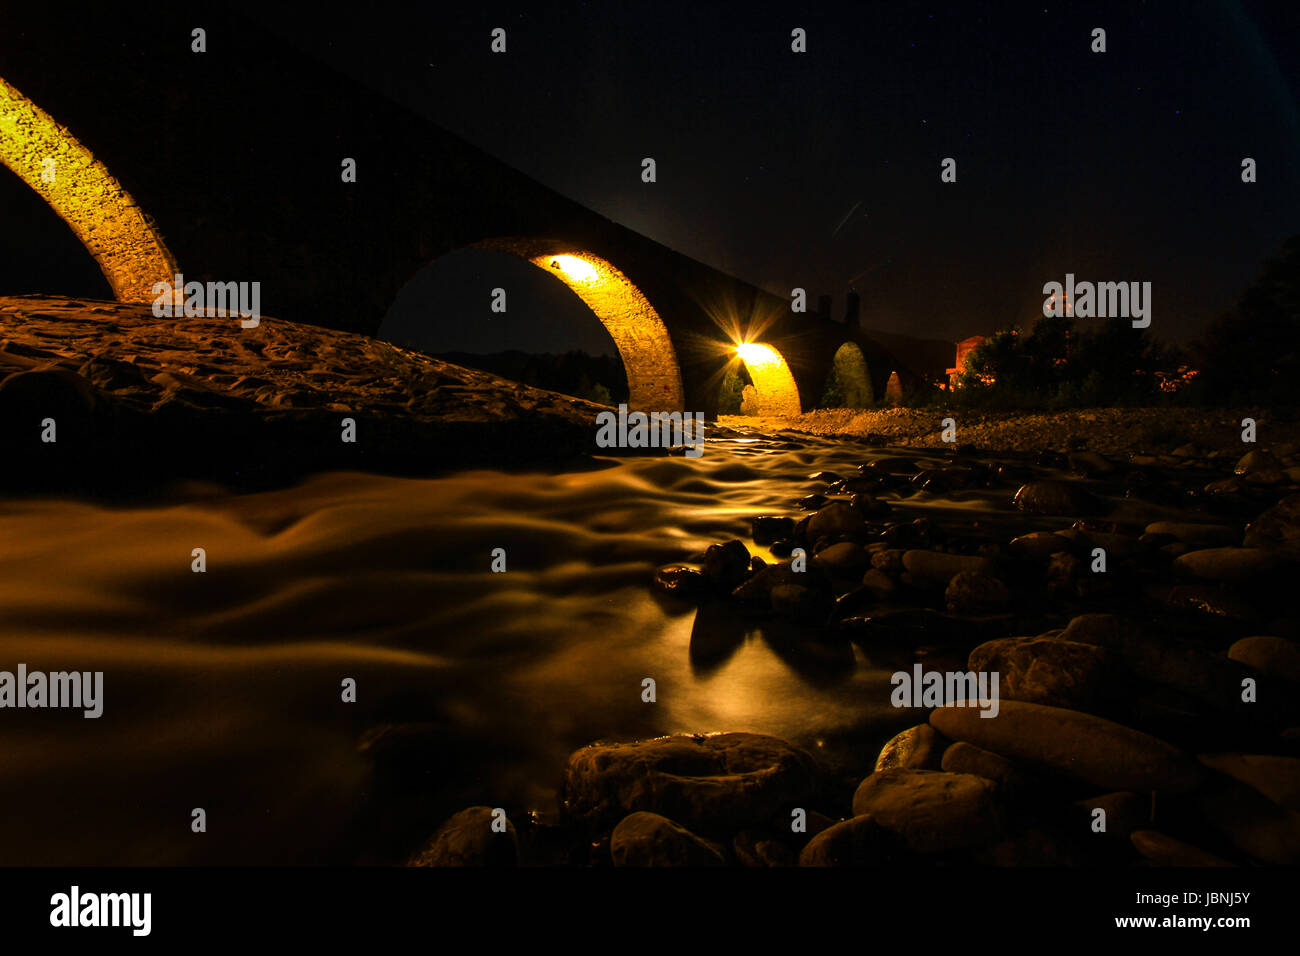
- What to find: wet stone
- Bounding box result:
[610,812,727,867]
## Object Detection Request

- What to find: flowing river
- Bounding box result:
[0,427,1181,864]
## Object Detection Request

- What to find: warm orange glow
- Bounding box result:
[0,75,177,302]
[733,341,802,416]
[513,246,683,412]
[547,254,599,283]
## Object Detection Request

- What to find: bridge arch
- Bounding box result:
[422,238,686,413]
[826,341,874,408]
[733,341,801,416]
[0,75,177,302]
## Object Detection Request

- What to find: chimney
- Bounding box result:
[844,291,861,329]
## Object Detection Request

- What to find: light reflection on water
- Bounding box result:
[0,428,1154,863]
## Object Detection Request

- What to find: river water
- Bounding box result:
[0,427,1163,864]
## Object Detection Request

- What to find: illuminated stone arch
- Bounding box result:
[827,341,874,408]
[0,76,177,302]
[469,238,685,413]
[734,342,802,416]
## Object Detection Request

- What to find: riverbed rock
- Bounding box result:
[940,742,1037,799]
[1243,493,1300,555]
[1197,753,1300,811]
[769,583,830,622]
[1228,636,1300,684]
[806,500,865,540]
[409,806,518,867]
[1173,546,1279,582]
[945,571,1011,614]
[930,700,1204,793]
[1009,531,1071,560]
[1013,480,1105,516]
[1129,830,1234,867]
[1073,791,1149,842]
[1235,449,1279,475]
[1061,614,1262,715]
[797,815,889,866]
[702,539,750,591]
[814,541,868,577]
[610,812,727,866]
[561,733,820,832]
[1069,451,1115,476]
[731,559,830,610]
[871,548,906,573]
[1143,521,1240,548]
[874,723,947,772]
[751,515,796,545]
[860,567,897,600]
[1191,775,1300,864]
[902,549,988,583]
[968,636,1109,710]
[732,829,797,867]
[652,565,708,599]
[850,769,1002,852]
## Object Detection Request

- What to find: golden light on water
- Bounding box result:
[0,74,177,302]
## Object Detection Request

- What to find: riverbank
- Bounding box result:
[729,407,1300,457]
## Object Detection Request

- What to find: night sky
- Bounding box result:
[238,0,1299,349]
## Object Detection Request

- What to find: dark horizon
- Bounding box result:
[234,0,1300,347]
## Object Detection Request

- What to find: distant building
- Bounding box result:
[947,335,986,388]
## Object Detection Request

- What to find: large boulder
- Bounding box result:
[930,700,1204,793]
[561,733,820,832]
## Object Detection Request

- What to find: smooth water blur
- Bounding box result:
[0,428,1158,864]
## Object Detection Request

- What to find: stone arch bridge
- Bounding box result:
[0,8,955,418]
